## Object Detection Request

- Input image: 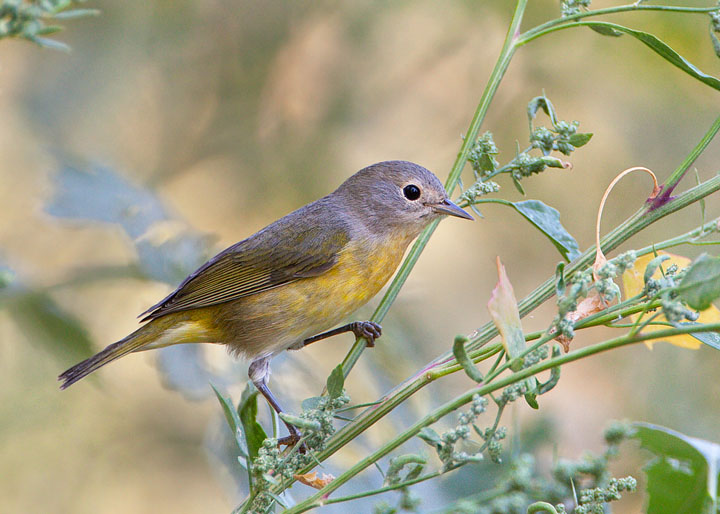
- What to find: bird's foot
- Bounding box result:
[350,321,382,347]
[277,426,307,453]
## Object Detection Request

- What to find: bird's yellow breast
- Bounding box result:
[203,230,414,358]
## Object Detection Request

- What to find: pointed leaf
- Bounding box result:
[568,133,593,148]
[589,24,622,37]
[453,335,484,383]
[210,384,247,457]
[37,26,63,35]
[239,383,268,461]
[511,175,526,195]
[527,96,558,126]
[327,364,344,399]
[487,257,524,359]
[487,257,539,408]
[418,428,442,449]
[29,36,70,52]
[644,254,671,284]
[52,8,100,19]
[581,21,720,91]
[511,200,581,261]
[278,412,321,431]
[555,262,566,297]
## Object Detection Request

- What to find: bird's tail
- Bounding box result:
[58,317,211,389]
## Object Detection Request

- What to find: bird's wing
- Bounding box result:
[139,211,351,321]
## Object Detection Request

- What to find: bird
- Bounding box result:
[59,160,473,445]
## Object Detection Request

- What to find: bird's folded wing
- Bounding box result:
[139,222,351,321]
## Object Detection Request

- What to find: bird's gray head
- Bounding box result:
[334,161,473,237]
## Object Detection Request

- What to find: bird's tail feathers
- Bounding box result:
[59,315,213,389]
[58,327,152,389]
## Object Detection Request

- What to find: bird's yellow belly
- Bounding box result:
[207,234,410,358]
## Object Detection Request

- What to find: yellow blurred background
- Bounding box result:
[1,1,719,512]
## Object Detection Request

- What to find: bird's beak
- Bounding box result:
[432,199,474,220]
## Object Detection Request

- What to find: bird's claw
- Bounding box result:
[351,321,382,347]
[277,431,307,453]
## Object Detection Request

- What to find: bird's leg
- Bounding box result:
[301,321,382,348]
[248,357,301,447]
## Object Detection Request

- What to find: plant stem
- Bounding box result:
[284,322,720,513]
[321,470,443,505]
[648,114,720,209]
[517,3,720,46]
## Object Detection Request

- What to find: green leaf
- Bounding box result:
[477,153,497,173]
[28,36,70,52]
[210,384,247,457]
[238,383,268,461]
[487,258,539,409]
[511,174,526,195]
[327,364,344,399]
[36,25,63,35]
[385,454,427,486]
[301,396,323,411]
[644,254,671,284]
[524,392,539,410]
[538,346,562,395]
[632,422,720,514]
[511,200,581,261]
[527,96,558,126]
[453,335,484,383]
[581,21,720,92]
[52,8,101,19]
[555,262,566,297]
[278,412,321,431]
[589,24,622,37]
[677,254,720,310]
[568,133,593,148]
[417,427,442,449]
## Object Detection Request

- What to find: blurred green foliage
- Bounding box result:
[0,0,97,50]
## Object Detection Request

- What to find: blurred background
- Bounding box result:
[1,1,719,512]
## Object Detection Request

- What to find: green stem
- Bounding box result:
[517,3,720,46]
[285,322,720,513]
[648,114,720,209]
[322,470,443,505]
[631,218,720,255]
[338,0,529,379]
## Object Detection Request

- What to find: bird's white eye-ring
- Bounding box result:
[403,184,421,201]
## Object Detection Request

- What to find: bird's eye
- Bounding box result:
[403,184,421,201]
